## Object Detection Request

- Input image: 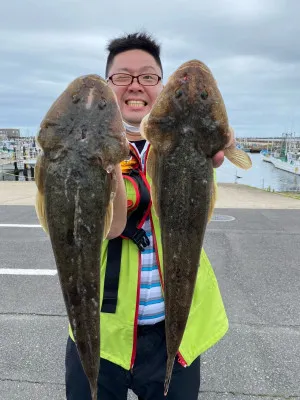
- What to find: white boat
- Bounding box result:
[261,150,300,175]
[260,150,272,163]
[271,151,300,175]
[260,149,280,163]
[260,132,300,175]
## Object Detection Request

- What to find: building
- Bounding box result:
[0,128,20,139]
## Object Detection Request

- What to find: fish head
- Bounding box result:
[37,74,129,170]
[145,60,229,156]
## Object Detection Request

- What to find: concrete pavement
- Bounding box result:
[1,181,300,208]
[1,186,300,399]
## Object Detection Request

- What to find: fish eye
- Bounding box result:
[98,99,107,109]
[201,90,208,100]
[43,120,57,129]
[175,89,183,98]
[72,94,80,104]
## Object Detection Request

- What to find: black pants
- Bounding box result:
[65,320,200,399]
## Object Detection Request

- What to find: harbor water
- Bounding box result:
[2,151,300,192]
[216,153,300,192]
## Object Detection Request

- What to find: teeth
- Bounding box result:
[127,101,145,107]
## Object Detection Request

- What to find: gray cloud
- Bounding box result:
[0,0,299,137]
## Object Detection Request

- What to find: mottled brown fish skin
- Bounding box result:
[142,60,229,395]
[35,74,129,400]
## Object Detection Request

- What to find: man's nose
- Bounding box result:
[128,77,143,90]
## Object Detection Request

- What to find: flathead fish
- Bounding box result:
[35,74,129,400]
[141,60,251,395]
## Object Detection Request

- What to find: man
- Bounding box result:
[65,32,231,400]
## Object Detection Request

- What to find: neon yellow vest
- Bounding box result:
[69,149,228,370]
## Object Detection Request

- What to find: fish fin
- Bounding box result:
[103,170,117,239]
[208,179,217,222]
[224,145,252,170]
[103,201,113,240]
[34,154,49,233]
[146,146,155,180]
[140,113,150,141]
[146,146,160,218]
[35,191,48,233]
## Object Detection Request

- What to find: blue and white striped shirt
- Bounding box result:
[131,141,165,325]
[138,217,165,324]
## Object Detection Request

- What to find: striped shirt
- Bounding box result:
[130,141,165,325]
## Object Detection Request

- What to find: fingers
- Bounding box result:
[225,126,235,149]
[212,150,224,168]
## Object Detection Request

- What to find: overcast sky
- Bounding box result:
[0,0,299,138]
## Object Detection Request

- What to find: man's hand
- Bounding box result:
[212,151,225,168]
[212,126,235,168]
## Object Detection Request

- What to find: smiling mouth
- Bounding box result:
[125,100,147,107]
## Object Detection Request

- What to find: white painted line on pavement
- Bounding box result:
[0,268,57,276]
[0,224,41,228]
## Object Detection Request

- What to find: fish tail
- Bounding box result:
[164,356,175,396]
[90,383,98,400]
[208,179,217,222]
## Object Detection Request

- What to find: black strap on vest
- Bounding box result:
[100,237,123,313]
[101,168,151,314]
[122,169,151,251]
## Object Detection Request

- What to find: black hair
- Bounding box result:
[105,31,163,78]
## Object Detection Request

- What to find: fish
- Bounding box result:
[35,74,130,400]
[140,60,251,396]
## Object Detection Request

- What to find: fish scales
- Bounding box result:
[45,159,108,399]
[159,137,212,388]
[141,60,251,395]
[35,74,129,400]
[155,130,214,397]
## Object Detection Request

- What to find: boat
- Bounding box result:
[260,149,281,163]
[0,137,40,181]
[261,133,300,175]
[260,149,272,162]
[271,151,300,175]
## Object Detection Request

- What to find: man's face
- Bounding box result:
[107,49,163,126]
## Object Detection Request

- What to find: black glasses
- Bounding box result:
[108,73,162,86]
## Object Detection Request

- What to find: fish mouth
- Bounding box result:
[125,100,148,108]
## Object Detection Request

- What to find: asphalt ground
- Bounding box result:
[1,205,300,400]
